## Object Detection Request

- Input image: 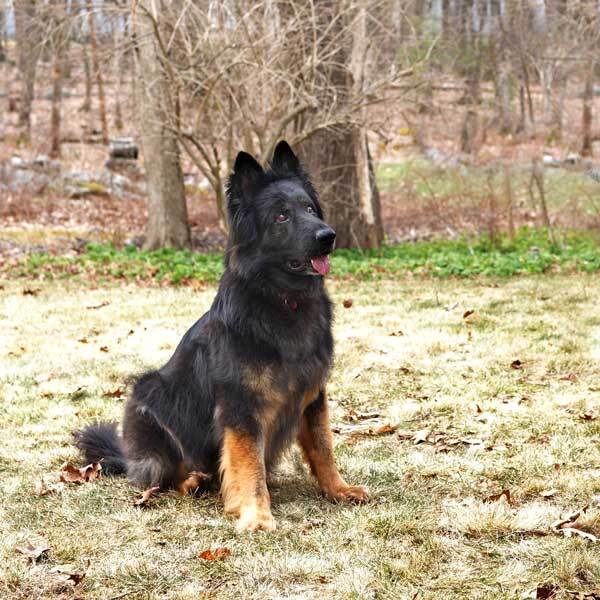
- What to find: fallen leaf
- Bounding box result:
[35,479,58,497]
[560,373,578,382]
[560,528,598,542]
[133,486,160,508]
[342,299,353,308]
[579,411,597,421]
[22,288,40,296]
[59,462,102,484]
[511,359,523,370]
[198,547,231,561]
[565,590,600,599]
[463,310,475,319]
[540,489,558,499]
[526,584,559,599]
[99,346,109,353]
[77,337,88,344]
[343,409,380,422]
[103,388,125,399]
[372,423,398,435]
[86,301,110,310]
[413,429,430,444]
[15,541,50,563]
[485,489,511,504]
[552,506,589,530]
[476,404,483,414]
[301,518,325,534]
[49,564,85,586]
[389,330,404,336]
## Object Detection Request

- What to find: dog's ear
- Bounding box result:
[230,151,264,202]
[271,140,300,175]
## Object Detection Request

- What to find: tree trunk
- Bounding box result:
[301,1,382,249]
[133,1,191,250]
[81,43,92,112]
[0,7,6,62]
[581,60,594,157]
[14,0,43,142]
[87,0,109,145]
[49,0,67,158]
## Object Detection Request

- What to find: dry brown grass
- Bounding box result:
[1,274,599,599]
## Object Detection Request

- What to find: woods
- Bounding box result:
[2,1,598,250]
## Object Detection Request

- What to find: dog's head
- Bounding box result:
[226,141,335,290]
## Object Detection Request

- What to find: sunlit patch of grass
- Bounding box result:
[1,274,600,598]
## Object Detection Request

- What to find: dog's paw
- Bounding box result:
[177,470,210,495]
[325,484,370,504]
[236,506,277,533]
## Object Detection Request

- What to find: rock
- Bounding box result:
[109,138,138,160]
[565,152,581,165]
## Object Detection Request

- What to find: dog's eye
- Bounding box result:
[275,213,288,223]
[306,206,315,214]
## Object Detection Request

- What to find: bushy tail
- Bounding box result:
[73,422,127,475]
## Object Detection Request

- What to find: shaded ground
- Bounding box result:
[1,275,599,599]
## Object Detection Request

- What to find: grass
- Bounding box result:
[4,228,600,285]
[1,273,600,599]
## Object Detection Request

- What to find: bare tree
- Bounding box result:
[86,0,108,144]
[14,0,43,142]
[49,0,68,158]
[132,0,191,250]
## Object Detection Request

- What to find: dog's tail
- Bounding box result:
[73,422,127,475]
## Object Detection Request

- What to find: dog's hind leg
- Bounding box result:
[298,390,369,503]
[123,404,186,491]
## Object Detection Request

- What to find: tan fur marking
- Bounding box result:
[243,367,286,448]
[300,385,321,413]
[220,428,275,531]
[298,392,369,503]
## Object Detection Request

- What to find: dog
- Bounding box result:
[75,141,368,532]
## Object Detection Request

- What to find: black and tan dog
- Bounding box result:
[75,141,368,531]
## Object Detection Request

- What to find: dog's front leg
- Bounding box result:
[299,391,369,503]
[219,427,275,532]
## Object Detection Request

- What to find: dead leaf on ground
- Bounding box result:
[523,583,559,599]
[15,541,50,563]
[59,461,102,484]
[565,590,600,599]
[389,330,404,336]
[413,429,431,444]
[301,518,325,534]
[103,388,125,399]
[485,489,511,504]
[476,404,483,414]
[99,346,109,353]
[511,359,523,370]
[463,309,475,318]
[35,478,59,497]
[133,486,160,508]
[560,373,578,382]
[49,564,85,587]
[77,337,88,344]
[342,299,353,308]
[198,547,231,561]
[86,301,110,310]
[561,528,598,542]
[343,409,380,422]
[552,506,589,531]
[579,411,597,421]
[22,288,40,296]
[540,489,558,499]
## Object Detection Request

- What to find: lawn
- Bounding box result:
[1,273,600,599]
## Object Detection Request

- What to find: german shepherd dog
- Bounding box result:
[75,141,368,532]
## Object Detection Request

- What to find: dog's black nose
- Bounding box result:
[316,228,336,247]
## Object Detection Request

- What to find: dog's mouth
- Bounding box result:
[286,255,330,276]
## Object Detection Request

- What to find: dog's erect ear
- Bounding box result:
[271,140,300,175]
[231,151,264,201]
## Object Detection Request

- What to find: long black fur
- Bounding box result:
[75,140,335,492]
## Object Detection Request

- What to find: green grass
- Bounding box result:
[3,229,600,285]
[1,275,600,598]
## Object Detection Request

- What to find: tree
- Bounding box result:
[132,1,191,250]
[86,0,108,145]
[301,1,383,248]
[14,0,43,142]
[49,0,68,158]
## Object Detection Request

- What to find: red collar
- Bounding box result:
[283,297,298,311]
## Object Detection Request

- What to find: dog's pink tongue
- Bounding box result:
[310,256,330,276]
